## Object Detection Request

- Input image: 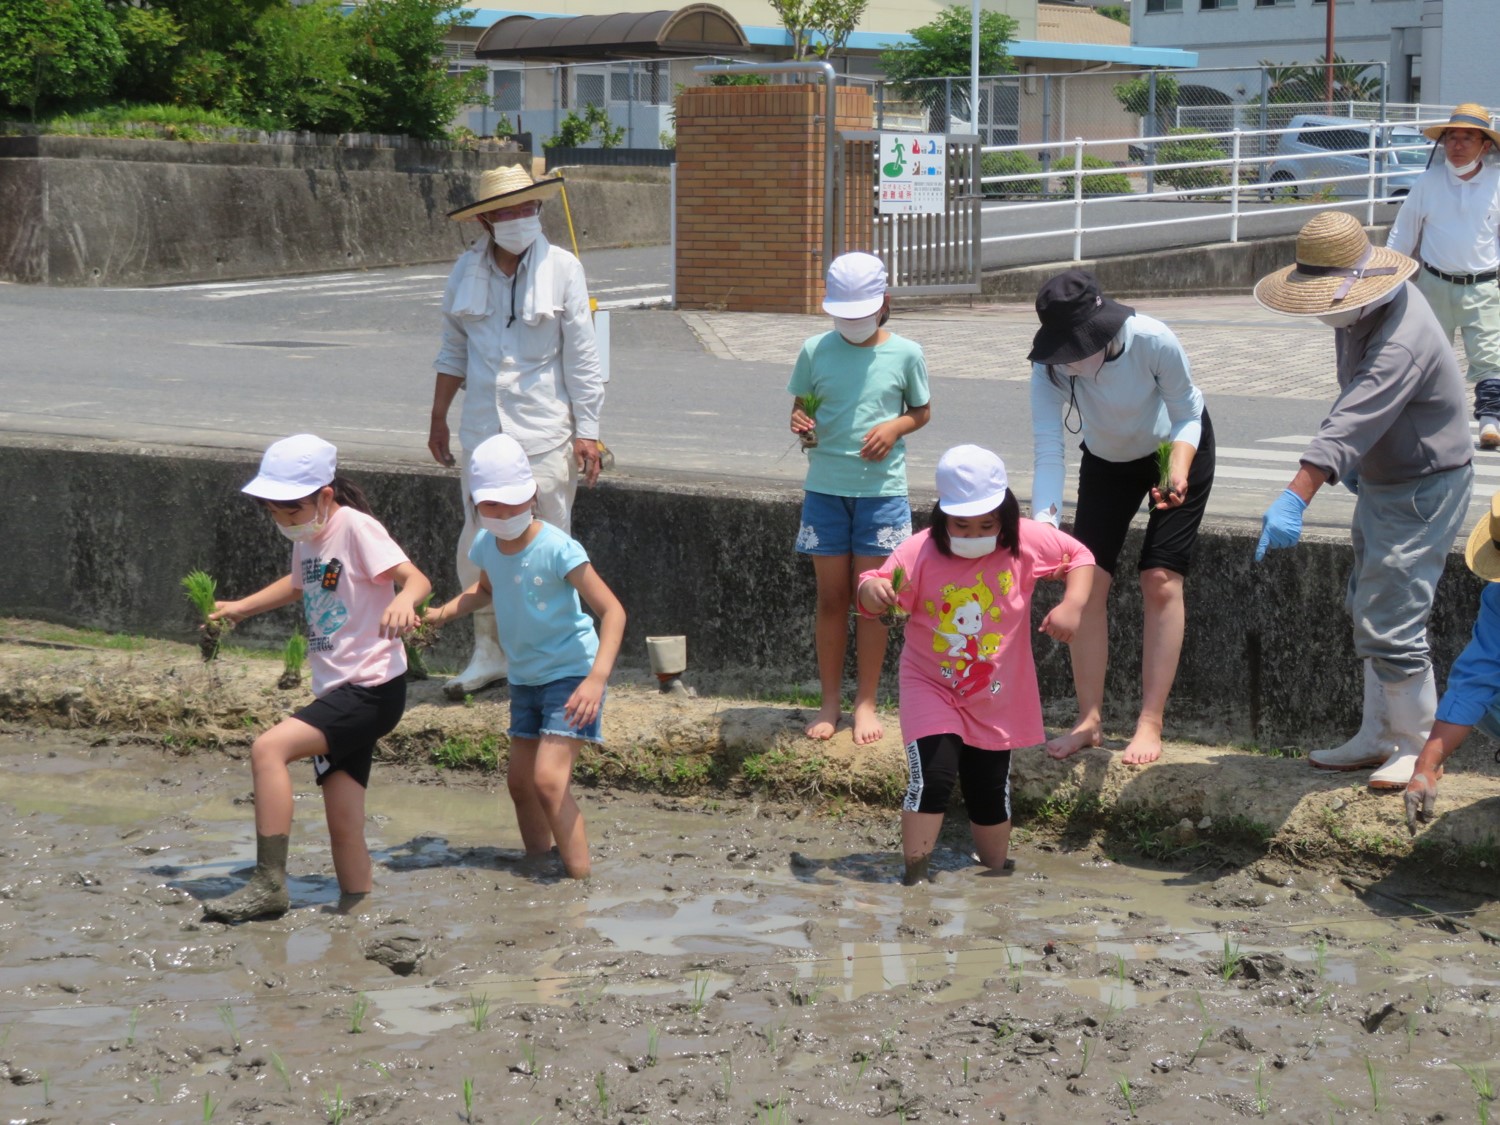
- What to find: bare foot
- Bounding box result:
[1045,723,1102,760]
[1120,729,1163,766]
[852,701,884,745]
[806,704,841,740]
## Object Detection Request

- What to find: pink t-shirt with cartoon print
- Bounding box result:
[291,506,409,698]
[859,523,1093,751]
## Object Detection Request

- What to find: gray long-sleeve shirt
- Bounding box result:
[1300,283,1470,487]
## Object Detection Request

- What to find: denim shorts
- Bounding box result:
[507,676,604,743]
[795,491,912,557]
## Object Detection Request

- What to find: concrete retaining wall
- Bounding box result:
[0,435,1482,746]
[980,225,1392,300]
[0,136,669,287]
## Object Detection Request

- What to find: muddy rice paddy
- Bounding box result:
[5,720,1500,1125]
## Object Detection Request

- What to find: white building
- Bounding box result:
[1129,0,1500,109]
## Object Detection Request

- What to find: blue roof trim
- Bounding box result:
[742,24,1196,66]
[456,8,556,25]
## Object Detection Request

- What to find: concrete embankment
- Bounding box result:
[0,434,1484,748]
[0,135,669,286]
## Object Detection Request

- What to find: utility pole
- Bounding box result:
[970,0,980,137]
[1324,0,1335,105]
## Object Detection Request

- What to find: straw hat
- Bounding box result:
[1465,492,1500,581]
[448,165,564,221]
[1254,212,1416,317]
[1422,103,1500,148]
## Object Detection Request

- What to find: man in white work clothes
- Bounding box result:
[1387,103,1500,446]
[429,166,606,698]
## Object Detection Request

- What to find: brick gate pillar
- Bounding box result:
[674,84,874,314]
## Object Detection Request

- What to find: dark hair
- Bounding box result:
[257,475,373,516]
[929,492,1021,558]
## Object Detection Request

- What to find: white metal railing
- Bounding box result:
[976,118,1445,263]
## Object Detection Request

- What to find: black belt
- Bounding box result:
[1423,262,1499,285]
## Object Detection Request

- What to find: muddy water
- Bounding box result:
[2,734,1499,1124]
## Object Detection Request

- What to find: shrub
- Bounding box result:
[1075,153,1131,195]
[1154,128,1228,193]
[980,149,1042,196]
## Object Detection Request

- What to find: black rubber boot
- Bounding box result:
[204,834,291,922]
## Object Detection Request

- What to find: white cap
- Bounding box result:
[822,251,887,318]
[242,434,337,501]
[469,434,537,505]
[936,445,1009,517]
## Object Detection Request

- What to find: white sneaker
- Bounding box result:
[1368,667,1437,790]
[1481,416,1500,449]
[1308,660,1397,771]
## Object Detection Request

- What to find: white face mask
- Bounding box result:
[1317,308,1362,329]
[1448,156,1484,180]
[277,500,329,543]
[834,313,880,344]
[488,215,542,254]
[950,535,998,559]
[480,512,534,541]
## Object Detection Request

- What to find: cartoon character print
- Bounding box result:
[303,587,348,652]
[924,570,1014,699]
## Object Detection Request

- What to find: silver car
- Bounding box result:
[1265,114,1432,200]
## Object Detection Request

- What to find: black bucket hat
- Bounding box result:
[1028,269,1134,365]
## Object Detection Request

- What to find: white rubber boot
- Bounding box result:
[1308,659,1398,771]
[443,612,508,700]
[1368,667,1438,790]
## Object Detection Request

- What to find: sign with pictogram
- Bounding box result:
[878,133,946,215]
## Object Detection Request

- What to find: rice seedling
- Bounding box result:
[1461,1062,1496,1102]
[323,1083,348,1125]
[201,1090,217,1120]
[278,633,307,689]
[363,1058,391,1080]
[182,570,227,661]
[595,1071,610,1115]
[403,595,439,680]
[646,1024,660,1067]
[1003,943,1023,994]
[1405,1011,1419,1052]
[1255,1059,1269,1116]
[1076,1036,1094,1078]
[1117,1074,1136,1117]
[1155,440,1176,499]
[879,566,910,628]
[764,1019,788,1055]
[518,1038,537,1076]
[796,392,825,449]
[690,972,711,1015]
[1365,1057,1382,1111]
[462,1076,475,1123]
[126,1006,140,1047]
[467,992,490,1031]
[40,1071,51,1107]
[151,1075,162,1101]
[349,993,369,1035]
[720,1050,734,1101]
[760,1098,788,1124]
[1219,935,1243,982]
[961,1056,970,1085]
[880,1026,898,1054]
[216,1004,239,1049]
[1312,935,1328,978]
[270,1050,292,1091]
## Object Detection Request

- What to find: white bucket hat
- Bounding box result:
[242,434,337,501]
[468,434,537,505]
[823,252,888,318]
[936,445,1009,517]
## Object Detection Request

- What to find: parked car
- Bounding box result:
[1264,114,1432,200]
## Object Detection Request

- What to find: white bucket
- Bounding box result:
[645,635,687,676]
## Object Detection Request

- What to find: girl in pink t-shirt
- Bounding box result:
[203,435,431,923]
[858,445,1094,885]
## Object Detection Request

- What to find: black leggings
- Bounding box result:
[902,734,1012,826]
[1073,409,1216,577]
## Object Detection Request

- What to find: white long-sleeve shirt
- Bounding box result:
[434,234,603,456]
[1386,161,1500,276]
[1029,313,1204,526]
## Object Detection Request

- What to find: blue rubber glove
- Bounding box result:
[1254,489,1308,562]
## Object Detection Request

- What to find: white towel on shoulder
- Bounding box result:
[446,233,561,324]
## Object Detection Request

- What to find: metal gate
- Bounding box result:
[841,131,982,297]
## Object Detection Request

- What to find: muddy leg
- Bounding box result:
[1047,571,1111,759]
[901,810,943,885]
[204,833,291,921]
[533,735,590,878]
[506,738,555,856]
[808,555,852,739]
[971,820,1013,873]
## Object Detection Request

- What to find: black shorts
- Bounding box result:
[902,734,1012,826]
[294,676,407,789]
[1073,408,1216,577]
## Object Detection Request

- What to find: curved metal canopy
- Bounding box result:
[475,5,750,60]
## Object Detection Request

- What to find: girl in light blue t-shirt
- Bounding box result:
[427,434,625,880]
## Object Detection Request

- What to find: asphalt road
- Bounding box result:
[7,235,1497,547]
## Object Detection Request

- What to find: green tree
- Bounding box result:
[249,0,360,133]
[0,0,125,119]
[809,0,869,59]
[348,0,483,140]
[105,3,185,105]
[1112,71,1179,124]
[1262,54,1381,103]
[879,5,1016,91]
[1096,5,1129,24]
